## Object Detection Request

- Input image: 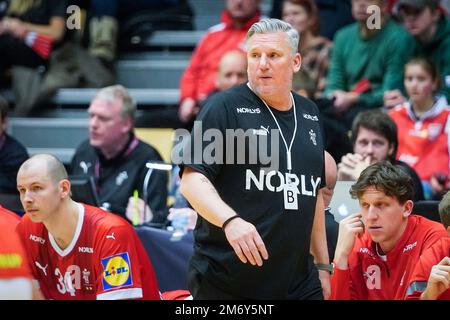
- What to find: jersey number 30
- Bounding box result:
[55,265,82,296]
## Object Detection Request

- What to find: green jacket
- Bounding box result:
[411,17,450,101]
[324,19,413,108]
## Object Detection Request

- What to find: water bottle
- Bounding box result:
[169,213,189,241]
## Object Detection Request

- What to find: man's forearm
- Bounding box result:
[310,191,329,264]
[180,168,238,227]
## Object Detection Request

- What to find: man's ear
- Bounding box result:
[403,200,414,218]
[122,117,133,134]
[387,143,394,157]
[59,179,71,199]
[293,53,302,73]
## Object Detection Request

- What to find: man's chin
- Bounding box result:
[28,212,42,223]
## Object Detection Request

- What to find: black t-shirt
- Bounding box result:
[70,136,168,223]
[180,83,326,299]
[7,0,67,25]
[0,133,29,193]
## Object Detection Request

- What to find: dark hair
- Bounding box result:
[405,57,441,91]
[0,95,8,120]
[283,0,320,35]
[438,190,450,229]
[350,109,398,161]
[350,161,414,204]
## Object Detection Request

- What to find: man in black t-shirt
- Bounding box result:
[70,85,168,224]
[179,18,330,299]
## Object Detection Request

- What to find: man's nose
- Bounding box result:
[259,54,269,69]
[366,206,378,220]
[90,116,98,128]
[22,190,33,203]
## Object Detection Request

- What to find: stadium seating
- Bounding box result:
[3,0,273,164]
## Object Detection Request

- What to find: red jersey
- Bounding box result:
[0,206,32,280]
[406,237,450,300]
[179,10,260,102]
[388,97,450,181]
[330,215,448,300]
[17,203,160,300]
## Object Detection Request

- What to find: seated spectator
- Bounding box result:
[0,95,28,194]
[16,154,161,300]
[388,58,450,199]
[70,85,168,224]
[0,0,66,76]
[338,109,424,201]
[178,0,261,123]
[330,161,448,300]
[215,50,248,92]
[323,0,412,129]
[198,49,248,112]
[0,0,66,114]
[384,0,450,107]
[405,190,450,300]
[282,0,331,98]
[322,151,339,262]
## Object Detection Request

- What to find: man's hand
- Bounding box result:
[383,90,406,110]
[337,153,371,180]
[179,98,199,123]
[318,270,331,300]
[332,91,359,113]
[0,17,28,39]
[125,197,153,225]
[334,213,365,269]
[223,217,269,267]
[421,257,450,300]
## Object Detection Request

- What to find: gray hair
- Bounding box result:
[95,85,136,120]
[246,18,299,55]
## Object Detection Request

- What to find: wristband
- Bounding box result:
[315,263,334,275]
[222,215,240,231]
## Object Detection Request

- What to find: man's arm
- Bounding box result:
[330,213,365,300]
[180,167,268,266]
[310,190,331,299]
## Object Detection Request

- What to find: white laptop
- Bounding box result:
[329,181,361,223]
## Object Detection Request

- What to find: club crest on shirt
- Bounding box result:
[428,123,442,141]
[101,252,133,290]
[115,171,128,186]
[309,130,317,146]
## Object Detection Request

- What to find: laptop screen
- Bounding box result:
[329,181,361,223]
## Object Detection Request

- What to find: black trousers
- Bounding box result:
[0,34,46,73]
[188,266,324,300]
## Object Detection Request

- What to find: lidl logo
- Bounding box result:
[0,254,22,269]
[101,252,133,290]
